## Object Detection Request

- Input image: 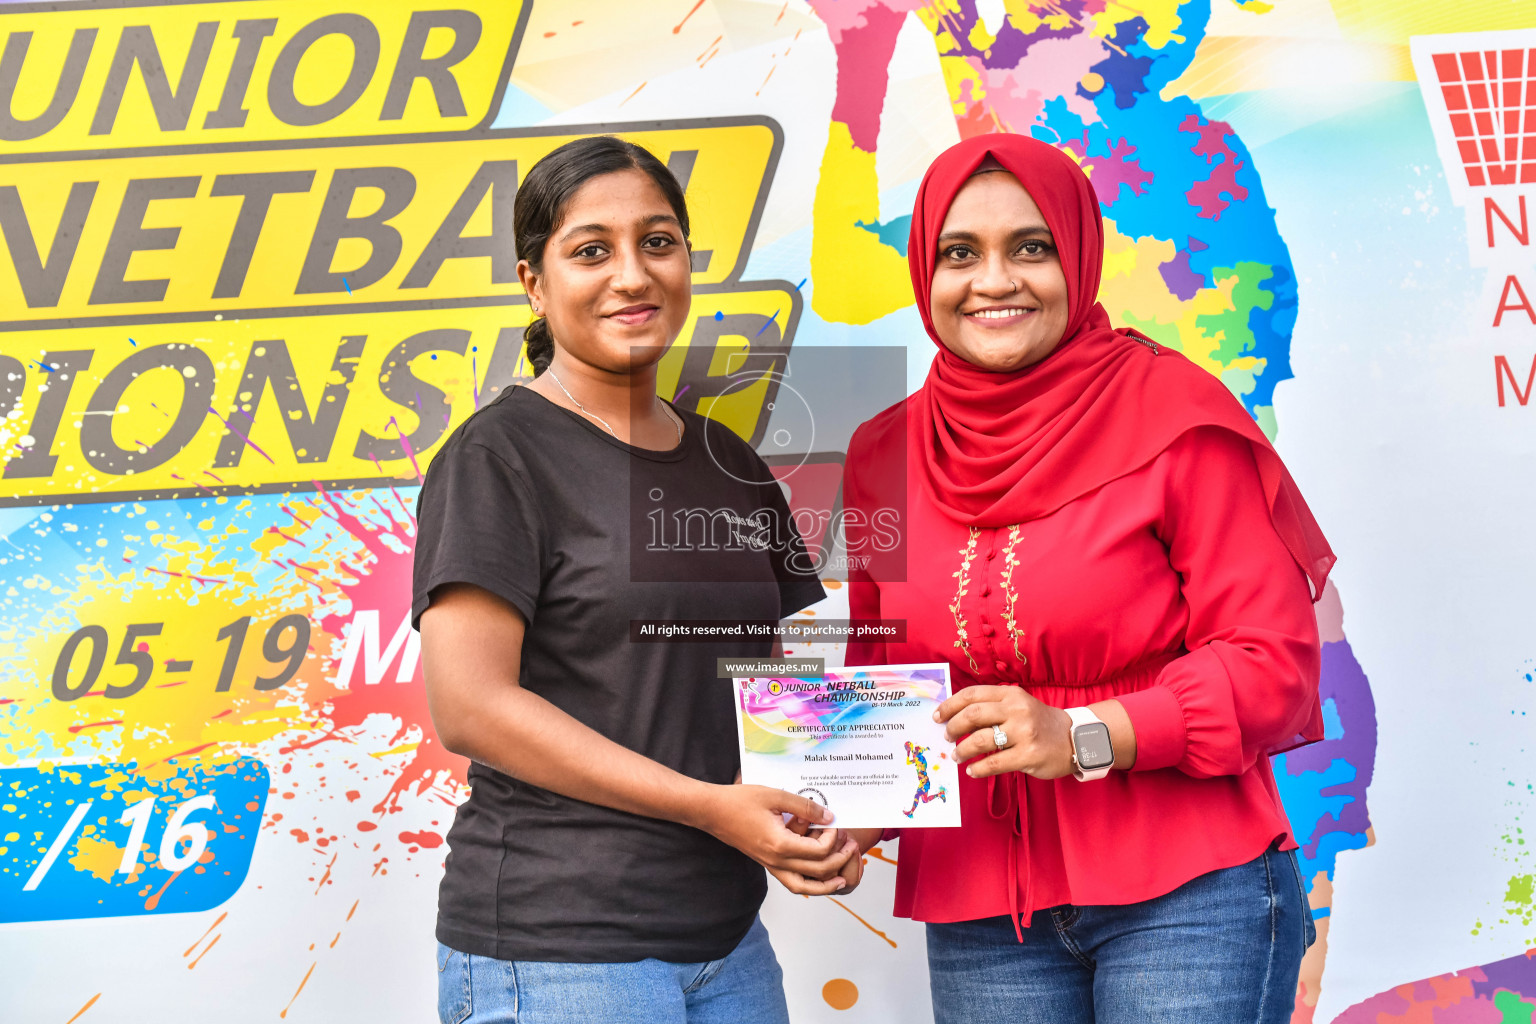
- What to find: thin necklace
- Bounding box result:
[546,369,682,445]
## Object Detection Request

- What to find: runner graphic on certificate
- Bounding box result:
[732,663,962,829]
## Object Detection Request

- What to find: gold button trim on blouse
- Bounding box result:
[949,527,981,673]
[999,525,1027,664]
[950,524,1029,675]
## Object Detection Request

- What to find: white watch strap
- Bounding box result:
[1065,706,1112,781]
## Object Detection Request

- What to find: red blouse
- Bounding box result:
[844,410,1321,928]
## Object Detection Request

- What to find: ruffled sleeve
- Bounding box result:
[1116,427,1322,777]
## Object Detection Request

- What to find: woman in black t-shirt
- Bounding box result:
[413,137,849,1024]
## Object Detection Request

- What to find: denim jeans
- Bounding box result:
[435,917,791,1024]
[927,846,1317,1024]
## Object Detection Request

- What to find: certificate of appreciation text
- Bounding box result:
[732,663,962,829]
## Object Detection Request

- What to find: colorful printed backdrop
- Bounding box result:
[1,1,1534,1021]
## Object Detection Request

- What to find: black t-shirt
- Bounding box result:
[411,385,825,963]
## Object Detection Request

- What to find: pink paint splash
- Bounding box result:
[244,484,463,855]
[1186,157,1249,220]
[170,472,218,497]
[1062,134,1155,208]
[206,406,275,464]
[386,419,423,483]
[1179,113,1238,163]
[305,486,465,821]
[807,0,929,149]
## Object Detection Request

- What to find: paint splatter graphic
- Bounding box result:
[0,482,464,885]
[1334,949,1536,1023]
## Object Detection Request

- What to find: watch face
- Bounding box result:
[1074,721,1115,771]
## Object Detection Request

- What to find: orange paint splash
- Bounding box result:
[823,977,859,1010]
[619,81,646,106]
[672,0,706,33]
[866,845,898,866]
[398,829,443,849]
[183,911,227,956]
[64,993,101,1024]
[827,896,896,948]
[144,870,182,911]
[279,963,316,1019]
[187,933,220,969]
[313,851,337,894]
[346,899,359,921]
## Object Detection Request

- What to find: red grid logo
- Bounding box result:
[1431,48,1536,186]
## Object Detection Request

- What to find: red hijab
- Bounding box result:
[907,133,1335,602]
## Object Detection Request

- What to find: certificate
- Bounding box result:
[731,663,962,829]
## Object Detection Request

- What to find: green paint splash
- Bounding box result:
[1503,874,1536,927]
[1495,989,1535,1024]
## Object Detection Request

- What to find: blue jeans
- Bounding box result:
[927,847,1317,1024]
[435,917,791,1024]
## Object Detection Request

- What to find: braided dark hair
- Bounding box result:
[514,136,691,376]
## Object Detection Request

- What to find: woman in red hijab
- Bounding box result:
[838,133,1333,1022]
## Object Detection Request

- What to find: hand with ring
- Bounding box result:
[932,685,1075,780]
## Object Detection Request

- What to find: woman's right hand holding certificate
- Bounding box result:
[695,784,862,896]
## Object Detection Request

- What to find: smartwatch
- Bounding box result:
[1066,707,1115,781]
